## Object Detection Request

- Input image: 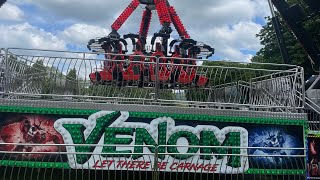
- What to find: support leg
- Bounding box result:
[154,0,172,25]
[168,6,190,39]
[154,0,172,55]
[111,0,140,31]
[139,8,152,46]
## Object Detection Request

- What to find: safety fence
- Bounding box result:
[306,96,320,130]
[0,144,307,180]
[0,48,305,112]
[0,48,310,180]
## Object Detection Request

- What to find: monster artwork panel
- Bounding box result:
[307,132,320,179]
[248,126,304,169]
[0,113,83,161]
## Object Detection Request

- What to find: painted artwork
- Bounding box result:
[307,132,320,178]
[248,127,304,169]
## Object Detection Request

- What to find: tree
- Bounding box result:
[65,68,78,94]
[2,55,23,91]
[7,55,20,72]
[24,60,56,97]
[252,0,320,78]
[25,60,47,86]
[185,61,260,103]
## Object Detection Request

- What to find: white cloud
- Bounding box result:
[252,0,271,18]
[24,0,125,23]
[220,47,254,62]
[201,21,263,62]
[211,21,263,51]
[1,0,272,62]
[0,3,24,21]
[60,23,110,47]
[0,23,66,50]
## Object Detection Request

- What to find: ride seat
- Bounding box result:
[149,43,171,82]
[121,48,145,81]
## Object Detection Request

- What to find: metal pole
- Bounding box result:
[301,67,305,108]
[267,0,291,64]
[155,57,160,101]
[267,0,276,17]
[153,146,159,180]
[0,49,4,97]
[80,52,86,95]
[4,48,9,95]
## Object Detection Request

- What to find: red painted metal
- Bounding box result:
[154,0,172,25]
[111,0,140,31]
[89,0,212,87]
[149,43,171,82]
[139,9,152,38]
[168,6,190,39]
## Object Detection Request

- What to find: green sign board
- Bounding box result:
[0,106,306,175]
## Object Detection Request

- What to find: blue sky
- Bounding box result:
[0,0,271,62]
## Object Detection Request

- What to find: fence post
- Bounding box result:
[301,66,305,108]
[153,146,159,180]
[4,48,9,95]
[154,57,160,101]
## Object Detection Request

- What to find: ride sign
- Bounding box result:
[54,111,249,173]
[0,107,306,175]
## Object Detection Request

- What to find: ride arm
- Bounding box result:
[168,6,190,39]
[154,0,172,25]
[139,8,152,40]
[111,0,140,32]
[151,33,170,51]
[118,39,128,53]
[197,43,214,58]
[124,33,142,51]
[154,0,173,36]
[169,39,180,53]
[179,39,197,50]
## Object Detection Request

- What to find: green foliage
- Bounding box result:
[7,55,20,71]
[24,60,54,96]
[252,1,320,78]
[25,60,46,86]
[65,68,78,94]
[186,61,255,102]
[202,61,263,85]
[86,85,174,102]
[6,55,23,87]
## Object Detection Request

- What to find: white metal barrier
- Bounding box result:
[0,143,307,180]
[0,48,305,112]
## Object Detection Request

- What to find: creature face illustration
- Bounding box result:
[0,115,65,159]
[20,117,46,143]
[265,131,285,148]
[250,130,286,155]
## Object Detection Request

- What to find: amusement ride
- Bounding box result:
[86,0,215,87]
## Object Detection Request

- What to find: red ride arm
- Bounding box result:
[111,0,140,31]
[154,0,172,25]
[139,9,152,38]
[168,6,190,39]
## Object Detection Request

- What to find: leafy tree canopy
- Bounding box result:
[252,0,320,78]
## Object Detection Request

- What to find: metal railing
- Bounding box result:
[305,96,320,130]
[0,143,307,180]
[0,48,305,112]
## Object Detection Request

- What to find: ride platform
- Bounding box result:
[0,48,308,180]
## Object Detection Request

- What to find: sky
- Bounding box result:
[0,0,272,62]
